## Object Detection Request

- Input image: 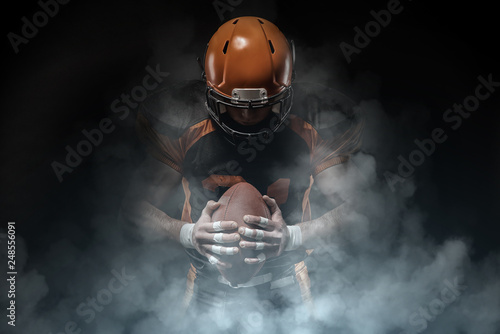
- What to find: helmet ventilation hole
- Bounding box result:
[233,19,239,24]
[257,19,264,24]
[223,40,229,54]
[268,40,275,54]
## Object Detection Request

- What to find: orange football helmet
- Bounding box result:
[202,16,295,142]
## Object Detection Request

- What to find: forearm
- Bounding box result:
[121,198,189,243]
[296,202,346,248]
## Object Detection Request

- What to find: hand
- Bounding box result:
[192,200,240,268]
[238,195,289,264]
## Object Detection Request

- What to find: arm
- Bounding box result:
[298,161,352,248]
[120,155,186,242]
[239,160,354,261]
[120,155,240,267]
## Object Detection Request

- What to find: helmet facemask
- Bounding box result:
[205,85,293,143]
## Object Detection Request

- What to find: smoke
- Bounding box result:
[1,1,499,334]
[3,87,499,334]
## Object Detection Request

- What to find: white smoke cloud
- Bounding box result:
[3,88,499,334]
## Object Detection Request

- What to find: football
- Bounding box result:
[211,182,271,285]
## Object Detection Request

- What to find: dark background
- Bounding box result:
[1,0,499,275]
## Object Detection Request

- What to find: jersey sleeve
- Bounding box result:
[135,80,210,173]
[289,82,364,176]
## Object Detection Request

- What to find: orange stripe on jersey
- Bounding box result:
[182,264,197,313]
[267,178,290,206]
[301,175,313,222]
[295,261,314,312]
[181,177,193,223]
[287,114,318,155]
[179,119,217,159]
[314,155,349,175]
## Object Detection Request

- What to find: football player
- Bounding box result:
[122,16,363,331]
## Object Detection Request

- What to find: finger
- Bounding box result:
[202,244,239,255]
[263,195,280,214]
[196,232,240,243]
[212,232,241,243]
[239,227,266,240]
[201,201,221,216]
[244,253,266,264]
[206,255,230,268]
[210,220,238,232]
[239,241,277,250]
[244,215,273,230]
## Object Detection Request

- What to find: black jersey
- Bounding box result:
[136,80,362,275]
